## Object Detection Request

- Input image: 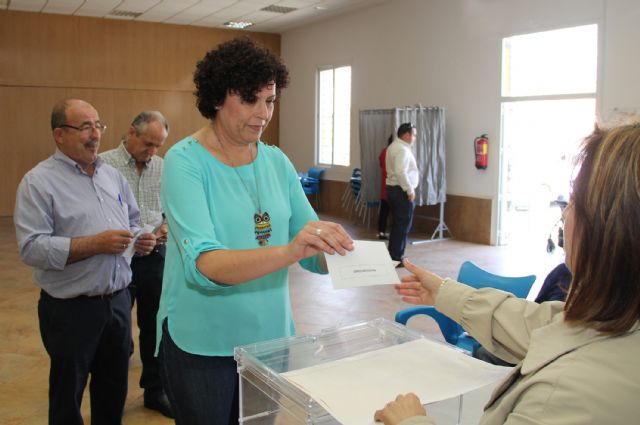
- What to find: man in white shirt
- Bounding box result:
[385,123,419,266]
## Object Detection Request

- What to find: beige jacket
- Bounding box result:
[399,281,640,425]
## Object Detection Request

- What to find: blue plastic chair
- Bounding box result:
[340,168,362,218]
[395,261,536,355]
[300,167,326,210]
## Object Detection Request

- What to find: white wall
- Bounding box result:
[279,0,640,243]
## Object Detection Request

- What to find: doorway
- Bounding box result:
[498,24,598,248]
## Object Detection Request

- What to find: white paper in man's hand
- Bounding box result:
[324,240,398,289]
[122,224,154,258]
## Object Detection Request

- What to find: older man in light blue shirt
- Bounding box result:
[14,99,156,425]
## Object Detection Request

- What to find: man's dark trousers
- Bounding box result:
[387,185,415,261]
[38,288,131,425]
[129,246,165,395]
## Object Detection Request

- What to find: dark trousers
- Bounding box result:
[129,247,165,394]
[158,320,239,425]
[377,199,390,234]
[38,288,131,425]
[387,185,415,261]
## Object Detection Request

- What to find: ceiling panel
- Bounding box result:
[165,0,236,25]
[113,0,163,13]
[9,0,46,12]
[239,0,275,5]
[277,0,322,8]
[42,0,84,15]
[4,0,390,34]
[137,0,200,22]
[74,0,122,17]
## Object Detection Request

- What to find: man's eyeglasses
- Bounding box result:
[59,123,107,135]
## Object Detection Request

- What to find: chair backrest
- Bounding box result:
[395,306,462,345]
[457,261,536,299]
[349,168,362,194]
[307,167,326,180]
[300,172,321,194]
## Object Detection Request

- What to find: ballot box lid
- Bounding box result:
[234,318,424,422]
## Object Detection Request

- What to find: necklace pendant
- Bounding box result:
[254,211,272,246]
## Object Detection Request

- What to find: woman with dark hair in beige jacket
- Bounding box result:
[376,123,640,425]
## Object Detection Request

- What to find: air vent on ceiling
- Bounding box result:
[109,10,143,18]
[260,5,297,14]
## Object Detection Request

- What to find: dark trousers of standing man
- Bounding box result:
[129,246,165,397]
[38,288,131,425]
[377,199,390,234]
[387,185,416,262]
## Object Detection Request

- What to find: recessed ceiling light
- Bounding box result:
[223,21,254,29]
[314,6,327,10]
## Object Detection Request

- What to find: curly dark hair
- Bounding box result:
[194,37,290,120]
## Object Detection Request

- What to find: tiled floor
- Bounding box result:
[0,214,564,424]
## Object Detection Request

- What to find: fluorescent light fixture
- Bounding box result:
[223,21,254,29]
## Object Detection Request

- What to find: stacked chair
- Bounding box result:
[300,167,326,210]
[340,168,380,227]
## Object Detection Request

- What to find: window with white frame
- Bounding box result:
[317,66,351,166]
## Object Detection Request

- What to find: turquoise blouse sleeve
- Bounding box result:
[279,151,326,275]
[161,140,229,291]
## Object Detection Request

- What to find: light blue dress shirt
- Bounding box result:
[158,138,323,356]
[14,149,140,298]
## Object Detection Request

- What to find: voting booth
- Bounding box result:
[234,318,506,425]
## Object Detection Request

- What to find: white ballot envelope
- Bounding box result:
[325,240,399,289]
[122,224,154,258]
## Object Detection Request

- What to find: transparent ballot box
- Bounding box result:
[234,318,470,425]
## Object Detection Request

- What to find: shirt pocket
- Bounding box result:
[98,185,131,230]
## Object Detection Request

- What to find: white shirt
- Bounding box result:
[385,138,419,196]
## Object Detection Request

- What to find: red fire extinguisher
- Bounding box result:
[474,134,489,169]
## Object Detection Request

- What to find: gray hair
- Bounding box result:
[131,111,169,136]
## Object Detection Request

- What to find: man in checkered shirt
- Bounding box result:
[101,111,172,418]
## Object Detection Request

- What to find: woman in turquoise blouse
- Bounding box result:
[157,38,354,425]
